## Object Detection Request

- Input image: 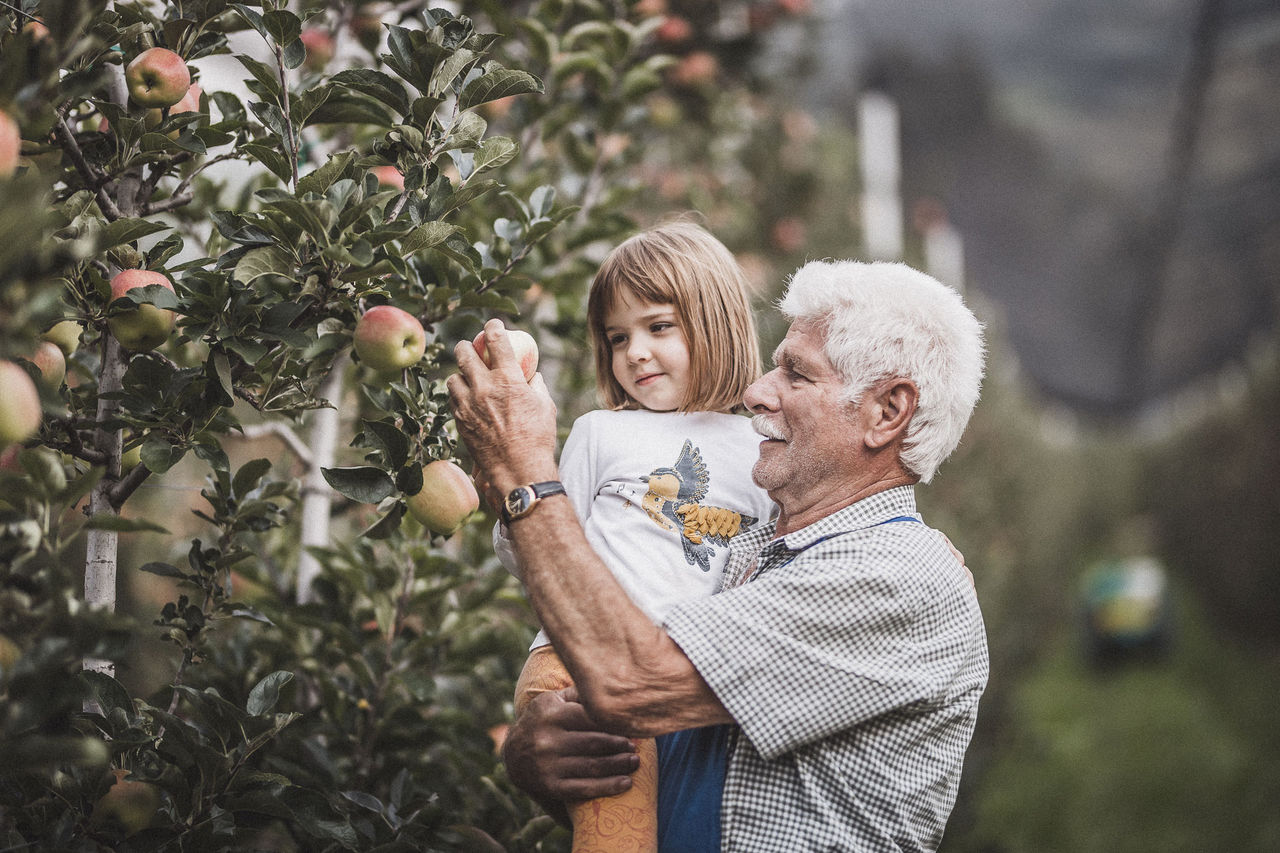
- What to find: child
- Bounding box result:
[493,222,776,852]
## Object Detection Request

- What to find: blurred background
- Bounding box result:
[91,0,1278,849]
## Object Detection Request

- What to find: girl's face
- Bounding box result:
[603,290,691,412]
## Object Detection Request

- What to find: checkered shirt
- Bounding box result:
[663,486,988,852]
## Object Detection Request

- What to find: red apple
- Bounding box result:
[43,319,83,356]
[472,324,539,382]
[125,48,191,108]
[29,341,66,388]
[22,17,49,41]
[0,360,42,446]
[90,769,160,837]
[108,269,176,351]
[656,15,692,43]
[300,29,335,71]
[672,51,719,87]
[405,460,480,535]
[371,165,404,190]
[353,305,426,373]
[0,110,20,178]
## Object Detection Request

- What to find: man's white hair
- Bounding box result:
[779,260,986,483]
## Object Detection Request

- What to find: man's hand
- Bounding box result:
[446,319,559,495]
[503,689,641,824]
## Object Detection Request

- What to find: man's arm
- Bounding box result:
[447,320,731,736]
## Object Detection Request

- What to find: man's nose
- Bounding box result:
[742,371,776,412]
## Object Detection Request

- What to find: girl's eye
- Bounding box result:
[650,322,674,333]
[608,334,627,347]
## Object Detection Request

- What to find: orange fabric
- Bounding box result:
[515,646,658,853]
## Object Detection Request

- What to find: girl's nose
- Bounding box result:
[626,338,650,363]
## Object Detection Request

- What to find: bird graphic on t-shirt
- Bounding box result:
[640,439,757,572]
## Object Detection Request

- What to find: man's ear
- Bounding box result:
[864,378,918,450]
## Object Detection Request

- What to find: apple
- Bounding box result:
[107,269,176,351]
[371,165,405,190]
[22,17,49,41]
[656,15,692,43]
[125,47,191,108]
[90,769,160,837]
[29,341,66,388]
[300,28,335,71]
[472,324,539,382]
[0,109,20,178]
[672,51,719,87]
[0,360,42,446]
[405,460,480,535]
[353,305,426,373]
[42,319,83,356]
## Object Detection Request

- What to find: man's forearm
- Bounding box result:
[509,496,731,737]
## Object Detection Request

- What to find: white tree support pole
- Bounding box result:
[296,361,345,604]
[858,90,904,260]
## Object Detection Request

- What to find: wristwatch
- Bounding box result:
[501,480,566,523]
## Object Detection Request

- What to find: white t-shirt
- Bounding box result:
[494,408,777,649]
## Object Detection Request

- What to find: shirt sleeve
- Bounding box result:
[663,528,981,761]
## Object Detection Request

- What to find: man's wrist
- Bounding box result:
[501,480,567,524]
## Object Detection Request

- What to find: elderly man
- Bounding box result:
[448,259,988,851]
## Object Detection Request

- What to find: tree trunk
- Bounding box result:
[296,362,345,603]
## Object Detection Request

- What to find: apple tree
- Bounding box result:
[0,0,701,849]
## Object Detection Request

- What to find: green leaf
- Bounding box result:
[141,438,187,474]
[233,458,272,498]
[441,111,487,151]
[263,9,301,46]
[429,48,478,98]
[243,143,294,182]
[234,246,295,284]
[292,84,333,127]
[231,3,269,41]
[84,515,170,534]
[330,69,410,117]
[362,503,404,540]
[402,221,459,256]
[98,217,169,251]
[321,466,395,503]
[247,671,293,716]
[458,69,544,110]
[362,420,410,468]
[282,37,306,70]
[472,136,518,174]
[297,150,358,196]
[459,290,520,314]
[139,561,190,580]
[235,54,283,101]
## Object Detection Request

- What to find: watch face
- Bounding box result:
[505,487,533,519]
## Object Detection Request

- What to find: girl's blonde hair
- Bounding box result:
[587,222,761,412]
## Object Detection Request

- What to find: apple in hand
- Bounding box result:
[353,305,426,373]
[405,460,480,535]
[0,109,20,178]
[0,360,42,446]
[125,47,191,108]
[472,324,539,382]
[108,269,176,351]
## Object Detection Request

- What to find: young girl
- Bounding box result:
[493,221,776,852]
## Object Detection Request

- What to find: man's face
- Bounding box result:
[743,320,864,507]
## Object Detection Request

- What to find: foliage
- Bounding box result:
[0,0,760,848]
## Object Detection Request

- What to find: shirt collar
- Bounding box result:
[773,485,918,551]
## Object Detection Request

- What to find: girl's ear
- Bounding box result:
[864,378,918,450]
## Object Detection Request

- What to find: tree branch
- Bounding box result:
[52,115,123,221]
[238,422,314,467]
[143,193,194,215]
[109,461,152,509]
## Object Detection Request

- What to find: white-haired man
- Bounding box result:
[448,260,988,852]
